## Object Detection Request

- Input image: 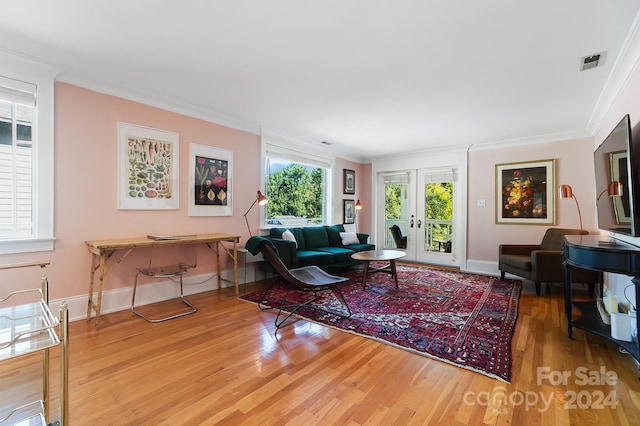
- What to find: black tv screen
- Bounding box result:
[594,114,637,236]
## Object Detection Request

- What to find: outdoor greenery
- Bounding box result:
[266,163,324,221]
[385,184,404,219]
[426,182,453,220]
[385,182,453,251]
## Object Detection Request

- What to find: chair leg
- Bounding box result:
[131,273,197,323]
[258,279,352,328]
[500,270,505,281]
[535,282,541,296]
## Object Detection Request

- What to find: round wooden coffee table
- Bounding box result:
[351,249,406,290]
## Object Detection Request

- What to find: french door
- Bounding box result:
[379,168,460,267]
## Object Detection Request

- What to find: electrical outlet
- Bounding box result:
[477,199,486,207]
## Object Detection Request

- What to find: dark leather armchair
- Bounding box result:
[389,225,407,249]
[498,228,599,296]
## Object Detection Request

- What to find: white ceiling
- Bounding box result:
[2,1,640,161]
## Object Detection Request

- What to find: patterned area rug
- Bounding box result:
[241,264,521,382]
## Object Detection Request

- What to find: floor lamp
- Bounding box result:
[558,184,582,231]
[244,190,268,236]
[354,200,362,232]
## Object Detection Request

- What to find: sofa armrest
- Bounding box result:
[356,233,370,244]
[531,250,563,283]
[499,244,541,256]
[266,238,297,268]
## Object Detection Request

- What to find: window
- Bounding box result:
[0,85,35,240]
[263,145,332,227]
[0,55,56,254]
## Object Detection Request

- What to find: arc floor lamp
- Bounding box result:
[244,190,268,236]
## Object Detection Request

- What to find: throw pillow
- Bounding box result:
[282,229,298,248]
[340,232,360,245]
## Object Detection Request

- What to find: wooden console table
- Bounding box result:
[563,235,640,362]
[85,233,240,328]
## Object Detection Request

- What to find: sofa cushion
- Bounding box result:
[326,224,345,246]
[282,229,297,248]
[270,227,305,250]
[344,243,376,253]
[315,246,355,263]
[340,232,360,245]
[296,250,334,266]
[303,226,330,249]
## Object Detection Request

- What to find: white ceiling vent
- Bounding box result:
[580,52,606,71]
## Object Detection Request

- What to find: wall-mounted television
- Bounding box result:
[594,114,639,236]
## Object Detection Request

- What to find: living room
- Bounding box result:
[2,2,640,424]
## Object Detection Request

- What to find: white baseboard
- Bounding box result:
[50,268,242,323]
[464,259,501,277]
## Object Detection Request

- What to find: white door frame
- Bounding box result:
[371,148,468,270]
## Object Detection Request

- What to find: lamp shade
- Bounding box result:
[608,181,623,197]
[355,200,362,210]
[558,184,573,199]
[597,181,624,200]
[558,184,582,230]
[256,190,268,206]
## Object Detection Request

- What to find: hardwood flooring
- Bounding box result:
[2,276,640,425]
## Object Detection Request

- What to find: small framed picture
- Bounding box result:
[343,169,355,194]
[343,199,355,224]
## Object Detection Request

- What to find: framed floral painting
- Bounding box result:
[188,144,233,216]
[117,123,179,210]
[495,159,556,225]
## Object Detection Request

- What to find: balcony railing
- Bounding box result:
[384,219,452,252]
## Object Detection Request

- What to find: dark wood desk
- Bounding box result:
[85,233,239,328]
[563,235,640,362]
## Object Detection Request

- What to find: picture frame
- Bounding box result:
[343,199,355,224]
[343,169,355,194]
[117,122,179,210]
[495,159,556,225]
[610,150,631,224]
[188,143,233,216]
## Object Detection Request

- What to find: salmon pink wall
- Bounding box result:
[1,83,261,300]
[0,83,372,307]
[467,137,595,270]
[334,159,372,235]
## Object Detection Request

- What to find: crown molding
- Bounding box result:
[587,9,640,135]
[55,72,262,136]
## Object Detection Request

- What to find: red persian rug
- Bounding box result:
[241,264,521,382]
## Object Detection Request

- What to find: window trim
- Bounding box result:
[261,134,334,229]
[0,51,59,254]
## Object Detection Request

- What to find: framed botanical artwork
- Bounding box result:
[188,144,233,216]
[343,169,355,194]
[495,159,556,225]
[117,122,179,210]
[343,199,355,224]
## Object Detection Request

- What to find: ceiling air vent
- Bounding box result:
[580,52,606,71]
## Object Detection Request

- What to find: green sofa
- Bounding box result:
[264,224,375,270]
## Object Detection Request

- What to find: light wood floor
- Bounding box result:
[2,276,640,425]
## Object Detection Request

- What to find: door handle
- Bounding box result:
[417,219,422,229]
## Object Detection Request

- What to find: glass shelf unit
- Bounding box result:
[0,262,68,426]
